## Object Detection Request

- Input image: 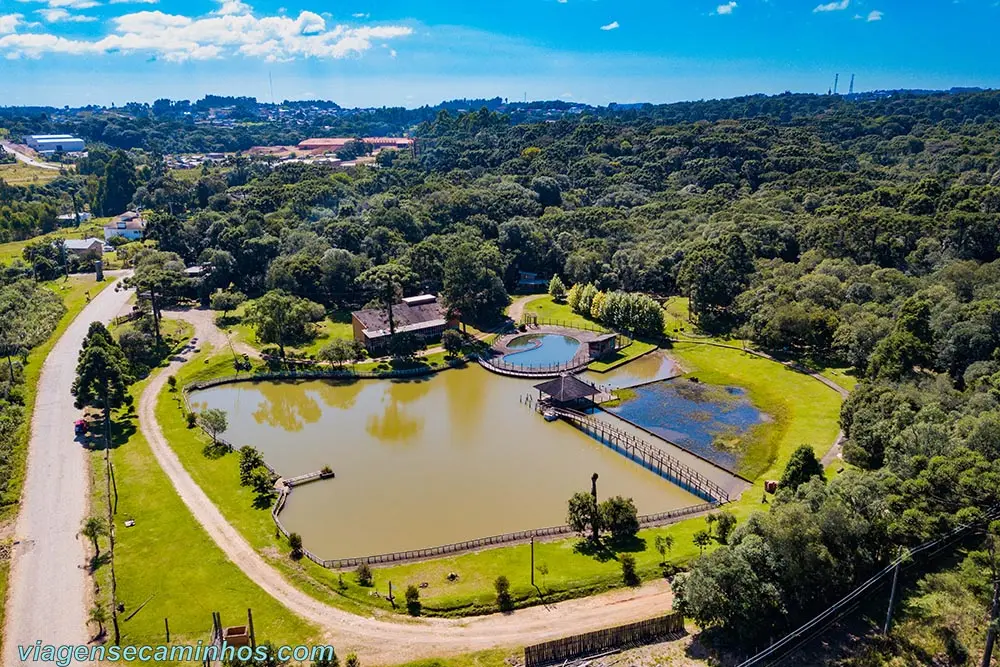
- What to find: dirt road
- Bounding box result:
[3,276,134,666]
[136,309,678,664]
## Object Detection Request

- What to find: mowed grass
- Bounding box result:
[155,321,843,621]
[0,162,61,187]
[228,305,354,356]
[88,368,320,664]
[0,220,111,264]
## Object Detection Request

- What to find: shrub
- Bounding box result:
[185,412,197,428]
[494,575,513,611]
[405,585,421,616]
[288,532,303,558]
[621,553,640,586]
[355,562,373,587]
[600,496,639,543]
[167,375,177,390]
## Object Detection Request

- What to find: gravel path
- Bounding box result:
[3,276,134,666]
[135,309,679,664]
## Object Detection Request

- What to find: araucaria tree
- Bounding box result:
[124,249,190,344]
[71,322,132,444]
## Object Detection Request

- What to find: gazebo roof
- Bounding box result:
[534,375,600,403]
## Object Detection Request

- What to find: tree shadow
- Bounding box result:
[202,441,231,460]
[572,538,617,562]
[252,493,276,510]
[87,552,111,573]
[606,534,648,554]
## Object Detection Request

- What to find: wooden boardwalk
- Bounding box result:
[543,405,733,503]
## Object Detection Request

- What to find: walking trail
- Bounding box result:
[3,275,134,667]
[136,308,678,664]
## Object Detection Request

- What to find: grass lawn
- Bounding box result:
[87,349,320,662]
[228,305,354,357]
[522,295,605,331]
[588,340,658,373]
[0,220,112,265]
[0,162,61,187]
[395,649,515,667]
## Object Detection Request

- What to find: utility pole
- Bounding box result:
[883,553,902,635]
[590,473,600,543]
[530,536,535,587]
[981,580,1000,667]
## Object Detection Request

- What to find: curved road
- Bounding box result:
[3,276,134,666]
[138,310,677,664]
[0,142,62,171]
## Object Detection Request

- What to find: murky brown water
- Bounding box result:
[581,350,679,389]
[191,364,698,558]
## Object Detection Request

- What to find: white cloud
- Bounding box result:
[814,0,849,11]
[0,14,24,34]
[600,20,619,30]
[37,7,96,21]
[0,6,414,61]
[557,0,568,3]
[867,9,883,20]
[389,48,396,58]
[351,12,368,18]
[109,0,159,4]
[716,2,737,15]
[212,0,252,16]
[25,0,102,9]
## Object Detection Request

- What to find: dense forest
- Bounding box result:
[4,87,1000,662]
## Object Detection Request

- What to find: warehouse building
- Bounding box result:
[23,134,85,154]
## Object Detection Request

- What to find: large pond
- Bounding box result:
[502,333,581,369]
[191,365,698,558]
[604,379,766,472]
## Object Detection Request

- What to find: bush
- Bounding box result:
[494,575,513,611]
[355,562,373,587]
[600,496,639,543]
[405,584,421,616]
[185,412,197,428]
[441,329,464,356]
[167,375,177,390]
[288,532,303,558]
[621,553,640,586]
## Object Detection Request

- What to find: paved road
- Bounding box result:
[3,277,134,666]
[138,310,679,664]
[0,141,61,171]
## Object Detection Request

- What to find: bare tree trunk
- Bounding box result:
[982,581,1000,667]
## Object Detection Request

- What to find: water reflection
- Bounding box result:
[193,365,698,556]
[581,350,679,389]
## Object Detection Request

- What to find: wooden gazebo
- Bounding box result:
[534,374,601,409]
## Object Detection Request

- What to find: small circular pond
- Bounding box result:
[502,333,581,369]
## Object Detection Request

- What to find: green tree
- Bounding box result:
[125,250,190,344]
[779,445,825,492]
[693,529,713,555]
[567,491,602,541]
[405,584,421,616]
[494,575,513,611]
[677,234,754,328]
[88,603,108,638]
[94,150,137,216]
[620,553,640,586]
[358,262,414,339]
[548,275,567,302]
[238,446,265,486]
[248,467,275,497]
[655,534,674,565]
[318,339,355,368]
[244,290,324,358]
[71,322,132,445]
[210,289,246,321]
[442,243,509,328]
[355,562,373,587]
[713,511,737,544]
[288,532,303,558]
[198,408,228,445]
[600,496,640,543]
[79,516,107,558]
[441,329,464,356]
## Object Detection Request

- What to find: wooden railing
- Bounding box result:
[524,613,684,667]
[546,406,730,503]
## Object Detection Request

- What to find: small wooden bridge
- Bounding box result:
[541,405,732,503]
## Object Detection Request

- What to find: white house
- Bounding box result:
[103,212,146,242]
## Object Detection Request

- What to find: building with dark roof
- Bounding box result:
[533,374,601,407]
[351,294,457,352]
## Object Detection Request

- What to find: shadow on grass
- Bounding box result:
[88,552,111,573]
[201,441,231,460]
[252,492,276,510]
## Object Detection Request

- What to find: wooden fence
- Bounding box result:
[523,613,685,667]
[547,406,731,503]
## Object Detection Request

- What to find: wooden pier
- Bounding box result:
[541,405,731,503]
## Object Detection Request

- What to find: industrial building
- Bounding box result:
[23,134,85,154]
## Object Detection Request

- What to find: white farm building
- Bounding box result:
[23,134,85,154]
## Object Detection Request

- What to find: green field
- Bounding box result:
[0,220,112,265]
[0,162,61,187]
[88,344,321,663]
[228,304,354,357]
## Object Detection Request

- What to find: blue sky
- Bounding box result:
[0,0,997,107]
